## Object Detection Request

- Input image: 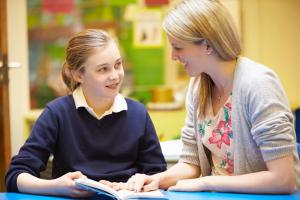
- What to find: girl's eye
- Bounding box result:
[115,62,122,69]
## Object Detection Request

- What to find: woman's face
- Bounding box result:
[167,35,211,77]
[75,41,124,102]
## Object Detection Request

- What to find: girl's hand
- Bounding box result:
[99,180,128,191]
[52,171,95,198]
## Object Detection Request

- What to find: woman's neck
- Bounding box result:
[208,59,237,93]
[207,58,236,115]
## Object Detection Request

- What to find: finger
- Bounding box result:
[112,184,122,191]
[111,182,120,187]
[113,182,127,191]
[120,182,129,190]
[99,180,113,187]
[133,180,145,192]
[130,174,147,192]
[143,180,158,192]
[127,182,134,191]
[69,171,84,179]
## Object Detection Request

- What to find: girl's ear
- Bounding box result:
[71,70,83,83]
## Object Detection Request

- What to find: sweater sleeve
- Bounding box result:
[247,69,295,162]
[5,106,58,192]
[179,78,200,166]
[136,111,167,174]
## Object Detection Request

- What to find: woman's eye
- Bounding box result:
[98,67,107,72]
[174,47,182,51]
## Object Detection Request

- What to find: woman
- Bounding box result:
[5,29,166,198]
[121,0,300,194]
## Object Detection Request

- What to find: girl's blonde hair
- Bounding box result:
[61,29,112,91]
[162,0,241,117]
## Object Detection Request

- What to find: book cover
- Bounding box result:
[75,178,167,200]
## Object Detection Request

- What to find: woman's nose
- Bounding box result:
[171,50,179,61]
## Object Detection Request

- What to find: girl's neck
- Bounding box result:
[84,93,114,117]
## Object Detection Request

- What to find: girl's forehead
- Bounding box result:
[85,44,121,66]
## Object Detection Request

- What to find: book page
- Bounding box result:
[75,178,166,200]
[75,178,119,198]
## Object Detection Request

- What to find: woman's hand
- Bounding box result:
[100,173,160,192]
[168,178,205,191]
[126,173,160,192]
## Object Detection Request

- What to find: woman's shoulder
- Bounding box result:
[236,57,277,79]
[233,57,288,105]
[235,57,280,88]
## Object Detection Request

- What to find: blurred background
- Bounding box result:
[1,0,300,191]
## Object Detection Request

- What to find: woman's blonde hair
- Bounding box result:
[61,29,112,91]
[162,0,241,118]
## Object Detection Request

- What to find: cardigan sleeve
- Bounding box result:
[5,106,58,192]
[247,69,295,162]
[179,78,200,166]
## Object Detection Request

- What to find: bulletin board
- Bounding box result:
[133,9,163,48]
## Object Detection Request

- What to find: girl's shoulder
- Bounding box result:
[45,95,75,111]
[125,98,147,111]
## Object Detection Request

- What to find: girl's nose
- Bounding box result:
[109,70,118,80]
[109,74,117,80]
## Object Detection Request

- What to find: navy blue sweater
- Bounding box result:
[6,96,166,192]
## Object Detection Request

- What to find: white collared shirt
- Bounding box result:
[72,86,127,120]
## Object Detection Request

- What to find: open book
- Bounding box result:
[75,178,166,200]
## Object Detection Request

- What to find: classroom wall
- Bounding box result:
[7,0,300,156]
[241,0,300,110]
[7,0,30,155]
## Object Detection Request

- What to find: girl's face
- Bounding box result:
[75,41,124,102]
[167,35,212,77]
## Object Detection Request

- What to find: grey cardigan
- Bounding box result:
[180,57,300,188]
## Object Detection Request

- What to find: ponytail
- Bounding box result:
[61,62,79,92]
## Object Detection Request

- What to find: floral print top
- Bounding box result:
[198,94,234,175]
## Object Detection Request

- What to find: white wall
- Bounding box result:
[242,0,300,110]
[7,0,30,155]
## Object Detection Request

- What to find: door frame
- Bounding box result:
[0,0,11,192]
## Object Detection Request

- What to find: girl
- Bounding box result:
[5,29,166,198]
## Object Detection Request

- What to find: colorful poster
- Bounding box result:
[133,9,163,47]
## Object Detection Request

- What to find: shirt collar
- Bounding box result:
[72,86,127,120]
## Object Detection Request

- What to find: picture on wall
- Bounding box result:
[133,9,163,47]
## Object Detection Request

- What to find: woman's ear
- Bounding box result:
[71,70,83,83]
[203,40,213,55]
